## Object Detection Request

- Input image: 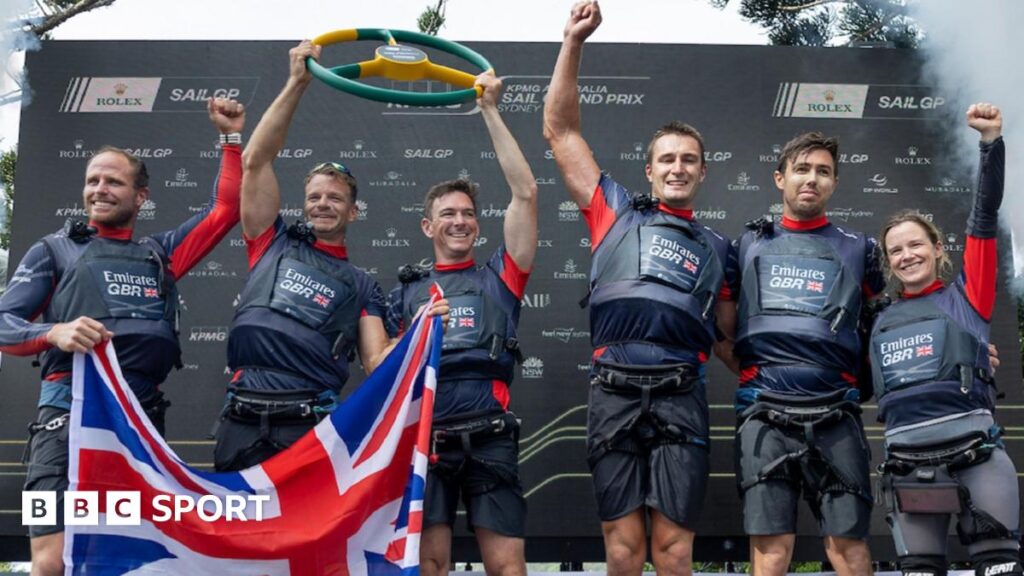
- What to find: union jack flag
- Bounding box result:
[143,287,159,298]
[313,293,331,308]
[457,317,475,328]
[65,290,443,575]
[683,260,698,274]
[916,344,934,357]
[807,280,824,293]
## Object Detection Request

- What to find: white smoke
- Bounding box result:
[909,0,1024,294]
[1,0,40,147]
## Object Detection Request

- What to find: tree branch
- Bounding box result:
[779,0,845,13]
[29,0,116,37]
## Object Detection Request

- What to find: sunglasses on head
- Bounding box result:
[310,161,354,178]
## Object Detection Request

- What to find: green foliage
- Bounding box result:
[417,0,447,36]
[710,0,920,47]
[0,146,16,251]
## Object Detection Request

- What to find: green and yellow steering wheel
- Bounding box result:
[308,28,494,106]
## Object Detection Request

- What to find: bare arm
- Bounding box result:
[241,40,320,239]
[543,0,603,208]
[477,72,539,271]
[713,299,740,375]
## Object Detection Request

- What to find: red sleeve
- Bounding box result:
[962,235,997,320]
[166,144,242,279]
[718,281,733,301]
[580,181,617,253]
[499,251,530,300]
[245,223,278,270]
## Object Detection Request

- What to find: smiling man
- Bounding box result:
[0,97,245,576]
[543,2,737,574]
[386,72,537,576]
[211,40,397,473]
[725,132,885,576]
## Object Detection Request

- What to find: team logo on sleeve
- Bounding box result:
[756,255,839,315]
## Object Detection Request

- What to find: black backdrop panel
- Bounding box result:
[1,40,1020,561]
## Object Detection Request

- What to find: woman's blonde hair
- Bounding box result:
[879,210,953,294]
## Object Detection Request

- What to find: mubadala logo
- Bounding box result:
[541,327,590,343]
[863,174,899,194]
[554,259,588,280]
[164,168,198,189]
[620,142,645,161]
[369,171,417,188]
[704,150,733,163]
[356,199,368,221]
[188,325,228,342]
[371,227,411,248]
[55,203,88,217]
[279,204,304,218]
[188,260,237,279]
[277,148,312,159]
[895,145,931,165]
[138,199,157,221]
[558,200,580,222]
[924,177,971,194]
[727,172,760,192]
[694,207,727,220]
[759,143,783,164]
[338,140,378,159]
[478,203,508,219]
[58,139,94,159]
[403,148,454,159]
[521,356,544,379]
[123,148,173,159]
[521,292,551,308]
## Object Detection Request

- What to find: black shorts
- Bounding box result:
[586,381,710,528]
[24,407,70,538]
[735,411,872,538]
[213,416,317,472]
[425,425,526,537]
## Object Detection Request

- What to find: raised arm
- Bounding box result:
[241,40,320,240]
[543,0,603,208]
[962,102,1004,320]
[156,97,245,279]
[477,72,539,272]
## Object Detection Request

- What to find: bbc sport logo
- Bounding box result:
[22,490,269,526]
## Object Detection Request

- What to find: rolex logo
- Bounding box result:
[386,227,397,239]
[114,83,128,96]
[772,143,782,154]
[908,146,918,157]
[74,139,84,150]
[353,140,364,150]
[824,89,836,102]
[634,142,643,152]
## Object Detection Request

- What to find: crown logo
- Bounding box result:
[114,83,128,96]
[386,227,397,238]
[74,139,84,150]
[908,146,918,157]
[353,140,364,150]
[824,89,836,102]
[772,143,782,154]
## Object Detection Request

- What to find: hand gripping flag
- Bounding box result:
[64,290,443,575]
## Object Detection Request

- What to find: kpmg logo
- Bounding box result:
[498,81,545,113]
[369,171,417,188]
[339,139,378,159]
[188,326,229,343]
[863,174,899,194]
[694,208,728,220]
[279,204,304,218]
[521,357,545,379]
[371,227,411,248]
[58,139,95,159]
[558,200,580,222]
[403,148,454,159]
[727,172,760,192]
[521,292,551,308]
[895,145,932,166]
[277,148,312,159]
[187,260,237,279]
[541,327,590,343]
[554,259,588,280]
[773,83,869,119]
[55,203,88,218]
[164,168,198,189]
[620,142,646,162]
[478,203,508,219]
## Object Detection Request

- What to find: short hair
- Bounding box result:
[304,163,359,202]
[879,210,953,294]
[777,132,840,176]
[422,178,479,219]
[646,121,706,165]
[91,145,149,189]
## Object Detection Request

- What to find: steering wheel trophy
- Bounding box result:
[308,28,494,106]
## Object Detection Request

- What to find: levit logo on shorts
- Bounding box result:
[23,491,269,526]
